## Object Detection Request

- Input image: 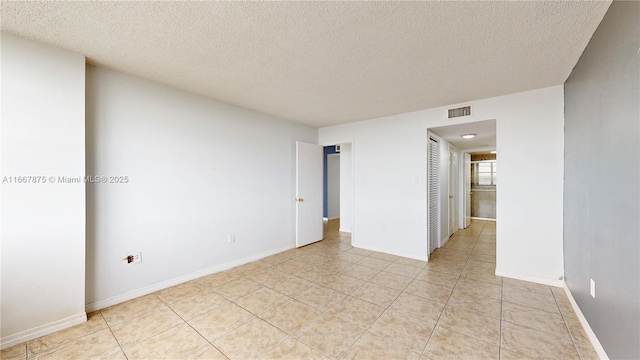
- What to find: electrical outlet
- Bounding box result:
[123,253,142,264]
[228,233,235,243]
[590,278,596,298]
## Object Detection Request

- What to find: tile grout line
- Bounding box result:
[161,287,245,360]
[421,223,485,355]
[99,307,132,360]
[551,288,585,359]
[337,256,422,359]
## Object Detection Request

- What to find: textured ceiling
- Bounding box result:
[1,1,610,128]
[430,120,496,151]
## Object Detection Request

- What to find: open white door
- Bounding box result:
[464,152,471,228]
[295,141,323,247]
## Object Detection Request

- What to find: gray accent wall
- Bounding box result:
[563,2,640,359]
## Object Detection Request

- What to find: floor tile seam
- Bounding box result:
[501,298,566,316]
[255,278,309,299]
[247,332,293,360]
[365,269,415,306]
[444,297,502,320]
[354,261,393,272]
[181,322,228,360]
[435,321,501,349]
[421,227,477,355]
[501,281,556,295]
[164,295,252,359]
[23,317,114,360]
[156,289,214,309]
[550,288,586,357]
[334,293,409,360]
[122,322,196,356]
[100,293,167,327]
[366,269,415,288]
[279,307,358,359]
[500,299,563,316]
[189,313,256,357]
[99,309,134,360]
[401,286,453,305]
[500,319,577,348]
[24,328,121,360]
[229,290,293,318]
[499,316,575,342]
[502,286,556,300]
[287,333,336,359]
[113,310,186,353]
[319,242,418,358]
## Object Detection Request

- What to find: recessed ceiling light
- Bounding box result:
[490,151,497,154]
[461,134,476,139]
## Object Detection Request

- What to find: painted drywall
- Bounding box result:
[319,86,565,285]
[339,143,353,233]
[1,34,86,347]
[438,137,451,244]
[327,154,340,220]
[85,65,317,306]
[563,2,640,358]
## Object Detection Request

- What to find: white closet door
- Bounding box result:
[428,137,439,255]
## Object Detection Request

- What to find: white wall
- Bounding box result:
[1,34,87,347]
[327,154,340,220]
[339,143,353,233]
[319,86,565,285]
[437,136,452,245]
[85,66,317,308]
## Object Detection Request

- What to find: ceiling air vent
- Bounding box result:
[448,106,471,119]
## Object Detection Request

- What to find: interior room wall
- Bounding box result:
[563,1,640,358]
[1,34,87,347]
[319,85,565,285]
[85,65,317,309]
[438,137,451,244]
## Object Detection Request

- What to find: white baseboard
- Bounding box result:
[440,235,450,247]
[339,228,352,233]
[562,281,609,360]
[494,270,564,287]
[1,312,87,350]
[85,245,293,312]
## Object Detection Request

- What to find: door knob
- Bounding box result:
[295,198,304,202]
[449,195,454,199]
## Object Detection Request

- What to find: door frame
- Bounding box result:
[458,147,497,228]
[320,140,355,245]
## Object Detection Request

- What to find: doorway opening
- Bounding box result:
[321,143,353,245]
[427,119,497,258]
[468,153,497,221]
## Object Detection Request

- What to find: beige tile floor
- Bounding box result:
[2,220,599,360]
